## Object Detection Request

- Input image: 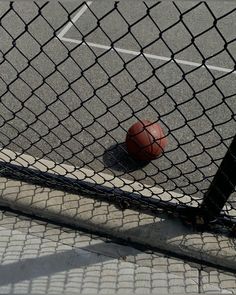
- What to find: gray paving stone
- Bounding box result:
[0,176,235,272]
[0,220,200,294]
[0,199,234,294]
[0,210,200,284]
[201,268,236,294]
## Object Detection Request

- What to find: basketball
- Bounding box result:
[125,120,167,161]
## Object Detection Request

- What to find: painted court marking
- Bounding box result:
[47,2,233,209]
[0,148,198,207]
[1,3,233,212]
[57,1,236,75]
[1,148,234,215]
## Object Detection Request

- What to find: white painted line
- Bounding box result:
[57,1,92,40]
[57,5,236,75]
[60,36,236,74]
[0,148,198,207]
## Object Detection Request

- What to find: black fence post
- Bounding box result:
[200,135,236,222]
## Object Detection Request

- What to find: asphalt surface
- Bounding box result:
[0,1,236,203]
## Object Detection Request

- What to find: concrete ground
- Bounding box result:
[0,1,236,208]
[0,2,236,293]
[0,175,235,273]
[0,209,235,294]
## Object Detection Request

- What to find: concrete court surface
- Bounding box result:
[0,1,236,205]
[0,209,235,294]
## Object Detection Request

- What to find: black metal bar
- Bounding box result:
[200,135,236,221]
[0,161,190,215]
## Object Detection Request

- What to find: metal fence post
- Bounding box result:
[200,135,236,222]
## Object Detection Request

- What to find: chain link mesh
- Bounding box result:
[0,1,236,222]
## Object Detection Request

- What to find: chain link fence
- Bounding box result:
[0,1,236,225]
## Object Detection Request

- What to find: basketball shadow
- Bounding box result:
[103,143,149,173]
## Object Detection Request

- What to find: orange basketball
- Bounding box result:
[126,120,167,161]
